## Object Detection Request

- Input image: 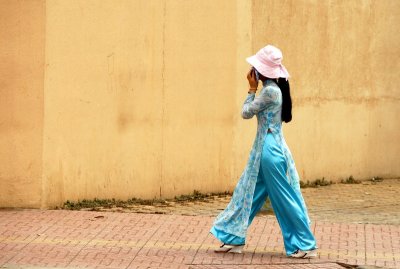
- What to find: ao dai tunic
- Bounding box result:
[212,79,311,238]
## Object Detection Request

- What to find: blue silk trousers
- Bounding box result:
[210,132,317,256]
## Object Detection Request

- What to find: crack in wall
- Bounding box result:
[159,0,167,199]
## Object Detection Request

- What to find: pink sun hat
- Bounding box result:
[246,45,290,79]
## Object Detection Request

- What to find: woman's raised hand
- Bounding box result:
[247,69,258,92]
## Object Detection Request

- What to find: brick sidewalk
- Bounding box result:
[0,210,398,269]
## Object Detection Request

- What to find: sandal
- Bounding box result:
[289,248,317,258]
[214,243,245,254]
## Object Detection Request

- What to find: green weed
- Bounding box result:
[61,189,232,210]
[300,177,333,188]
[341,175,361,184]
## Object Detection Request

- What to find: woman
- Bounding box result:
[209,45,318,259]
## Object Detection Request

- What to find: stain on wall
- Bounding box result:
[0,1,45,208]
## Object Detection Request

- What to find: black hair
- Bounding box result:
[276,78,292,123]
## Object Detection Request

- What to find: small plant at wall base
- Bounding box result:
[341,175,361,184]
[174,189,231,202]
[63,198,131,210]
[300,177,333,188]
[60,190,233,211]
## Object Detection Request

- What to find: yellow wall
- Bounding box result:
[1,0,399,208]
[252,0,400,181]
[41,0,241,206]
[0,1,45,207]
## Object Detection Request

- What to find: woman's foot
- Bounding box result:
[214,243,245,254]
[289,248,317,258]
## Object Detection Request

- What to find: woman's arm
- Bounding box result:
[241,87,278,119]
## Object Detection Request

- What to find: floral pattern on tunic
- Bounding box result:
[212,79,311,238]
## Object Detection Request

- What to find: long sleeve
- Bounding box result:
[241,87,279,119]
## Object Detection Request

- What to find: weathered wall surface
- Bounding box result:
[42,0,165,206]
[1,0,399,208]
[252,0,400,181]
[0,1,45,207]
[41,0,242,207]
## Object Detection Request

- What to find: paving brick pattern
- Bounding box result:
[0,210,399,269]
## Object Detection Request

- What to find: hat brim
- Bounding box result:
[246,55,290,79]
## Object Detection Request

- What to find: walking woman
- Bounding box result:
[209,45,318,259]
